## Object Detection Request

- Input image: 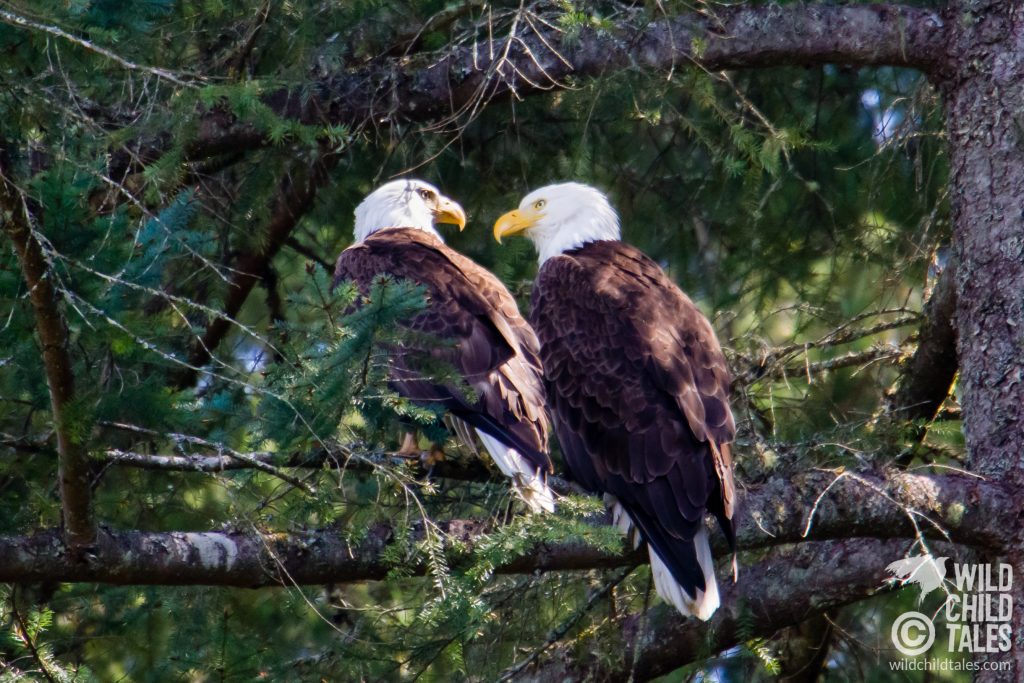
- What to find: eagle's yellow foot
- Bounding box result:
[422,446,446,467]
[397,432,419,458]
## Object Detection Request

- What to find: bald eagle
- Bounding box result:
[494,182,736,618]
[333,179,554,512]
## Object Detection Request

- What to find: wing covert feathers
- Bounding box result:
[531,240,736,617]
[333,228,553,507]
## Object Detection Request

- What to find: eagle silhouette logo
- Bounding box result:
[886,554,948,602]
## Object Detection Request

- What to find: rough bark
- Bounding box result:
[944,2,1024,496]
[93,449,1005,552]
[159,4,948,167]
[940,2,1024,678]
[887,259,959,429]
[519,539,922,682]
[254,4,949,127]
[0,174,95,550]
[0,470,1007,585]
[0,522,632,587]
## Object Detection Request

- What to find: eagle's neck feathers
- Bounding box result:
[532,207,620,264]
[353,196,441,243]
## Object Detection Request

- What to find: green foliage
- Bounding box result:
[0,0,954,680]
[0,588,93,682]
[256,271,448,451]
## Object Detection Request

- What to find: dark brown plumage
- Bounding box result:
[530,239,735,612]
[333,227,553,500]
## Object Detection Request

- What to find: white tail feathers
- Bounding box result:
[610,501,721,621]
[606,497,641,549]
[475,429,555,513]
[649,525,720,620]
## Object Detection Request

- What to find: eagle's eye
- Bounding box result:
[418,188,435,200]
[533,199,546,210]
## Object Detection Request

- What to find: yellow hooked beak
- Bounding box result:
[493,207,543,243]
[433,197,467,231]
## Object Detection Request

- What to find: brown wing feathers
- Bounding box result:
[333,228,551,473]
[333,227,733,600]
[531,240,735,596]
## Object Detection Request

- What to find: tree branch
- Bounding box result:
[746,343,908,386]
[284,236,333,271]
[0,470,1007,585]
[0,171,95,550]
[99,442,499,486]
[520,538,925,682]
[886,259,959,431]
[733,468,1010,553]
[174,150,339,386]
[182,3,947,161]
[0,8,197,87]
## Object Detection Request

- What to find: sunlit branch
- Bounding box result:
[0,469,1008,586]
[776,344,907,381]
[0,8,198,87]
[732,312,920,387]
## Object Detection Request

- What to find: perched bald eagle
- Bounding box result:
[333,179,554,512]
[494,182,736,618]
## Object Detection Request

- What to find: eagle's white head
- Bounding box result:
[353,178,467,243]
[492,182,620,263]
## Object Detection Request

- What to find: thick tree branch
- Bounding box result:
[0,173,95,550]
[0,470,1008,586]
[0,520,632,586]
[734,468,1010,552]
[181,4,946,161]
[886,259,959,432]
[94,448,1011,552]
[521,539,921,682]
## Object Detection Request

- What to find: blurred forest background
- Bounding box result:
[0,1,981,681]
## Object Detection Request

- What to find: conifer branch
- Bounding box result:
[0,470,1007,586]
[0,169,95,550]
[521,538,922,682]
[174,150,340,386]
[99,443,500,485]
[750,343,910,385]
[9,588,59,683]
[92,435,581,492]
[177,4,947,162]
[0,8,198,87]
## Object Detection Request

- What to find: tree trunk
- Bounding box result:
[942,2,1024,678]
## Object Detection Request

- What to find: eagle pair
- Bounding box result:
[333,179,736,621]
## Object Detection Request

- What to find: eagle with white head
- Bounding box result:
[494,182,737,619]
[333,179,554,512]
